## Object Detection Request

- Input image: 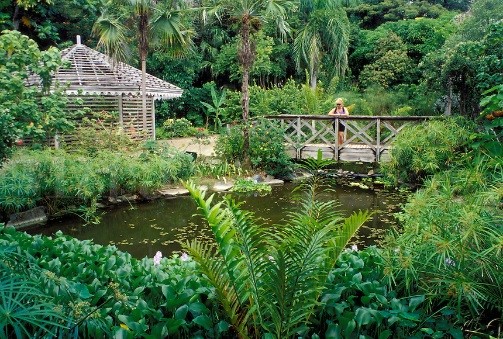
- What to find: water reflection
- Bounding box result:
[29,182,405,259]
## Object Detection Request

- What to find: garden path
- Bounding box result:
[161,135,218,157]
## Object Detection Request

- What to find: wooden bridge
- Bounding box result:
[265,115,436,162]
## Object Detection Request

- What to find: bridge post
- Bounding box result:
[376,118,381,162]
[334,117,340,161]
[296,116,301,159]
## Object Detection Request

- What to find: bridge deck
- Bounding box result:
[266,115,436,162]
[286,143,391,163]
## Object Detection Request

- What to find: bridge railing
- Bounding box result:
[264,115,437,162]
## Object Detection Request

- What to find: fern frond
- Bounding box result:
[226,198,271,327]
[183,240,239,321]
[268,225,335,338]
[330,210,370,263]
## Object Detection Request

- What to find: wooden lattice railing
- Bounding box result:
[265,115,437,162]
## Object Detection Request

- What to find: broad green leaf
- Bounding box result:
[188,302,209,315]
[192,315,212,330]
[325,322,341,338]
[175,305,188,320]
[355,308,374,326]
[164,318,184,334]
[378,329,392,339]
[408,295,425,311]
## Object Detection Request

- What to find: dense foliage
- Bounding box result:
[1,0,502,337]
[380,117,474,185]
[0,30,76,162]
[215,118,294,178]
[0,225,215,337]
[0,146,193,220]
[378,95,502,336]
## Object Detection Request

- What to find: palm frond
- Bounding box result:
[92,12,129,63]
[184,181,270,335]
[183,239,244,330]
[330,210,370,259]
[0,277,69,338]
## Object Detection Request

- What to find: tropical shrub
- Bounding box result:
[229,178,272,194]
[65,110,137,153]
[0,147,193,219]
[474,84,503,157]
[0,30,75,163]
[379,159,503,335]
[317,247,463,338]
[182,169,369,337]
[0,225,218,338]
[215,118,294,178]
[160,118,198,138]
[193,159,246,180]
[376,89,503,336]
[380,117,474,185]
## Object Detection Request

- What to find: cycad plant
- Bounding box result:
[182,161,368,338]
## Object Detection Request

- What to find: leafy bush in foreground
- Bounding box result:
[380,159,503,333]
[379,105,503,336]
[0,225,217,338]
[1,222,467,337]
[182,173,369,337]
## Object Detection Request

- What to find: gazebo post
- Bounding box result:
[118,94,124,128]
[151,96,156,140]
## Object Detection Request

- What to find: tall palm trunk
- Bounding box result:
[310,62,317,89]
[139,10,149,136]
[239,15,254,167]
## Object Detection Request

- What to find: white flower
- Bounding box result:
[351,244,358,252]
[153,251,163,266]
[180,252,190,261]
[445,257,456,267]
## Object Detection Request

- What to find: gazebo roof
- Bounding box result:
[33,37,183,99]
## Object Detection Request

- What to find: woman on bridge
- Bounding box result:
[328,98,349,145]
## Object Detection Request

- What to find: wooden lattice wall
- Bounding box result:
[65,94,155,141]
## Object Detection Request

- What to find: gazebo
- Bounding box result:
[31,36,183,141]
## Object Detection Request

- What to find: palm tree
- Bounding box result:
[293,0,350,88]
[93,0,193,136]
[202,0,294,166]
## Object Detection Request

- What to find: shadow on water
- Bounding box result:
[28,181,407,259]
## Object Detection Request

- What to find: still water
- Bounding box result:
[30,182,406,259]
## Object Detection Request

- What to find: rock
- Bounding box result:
[368,169,374,176]
[212,182,233,192]
[158,188,190,197]
[252,174,264,183]
[264,178,284,186]
[119,194,139,201]
[7,206,47,230]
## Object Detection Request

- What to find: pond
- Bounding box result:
[27,180,407,259]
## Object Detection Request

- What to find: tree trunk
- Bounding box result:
[141,57,148,135]
[445,77,452,116]
[12,4,20,30]
[239,15,254,168]
[139,11,149,137]
[310,62,317,89]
